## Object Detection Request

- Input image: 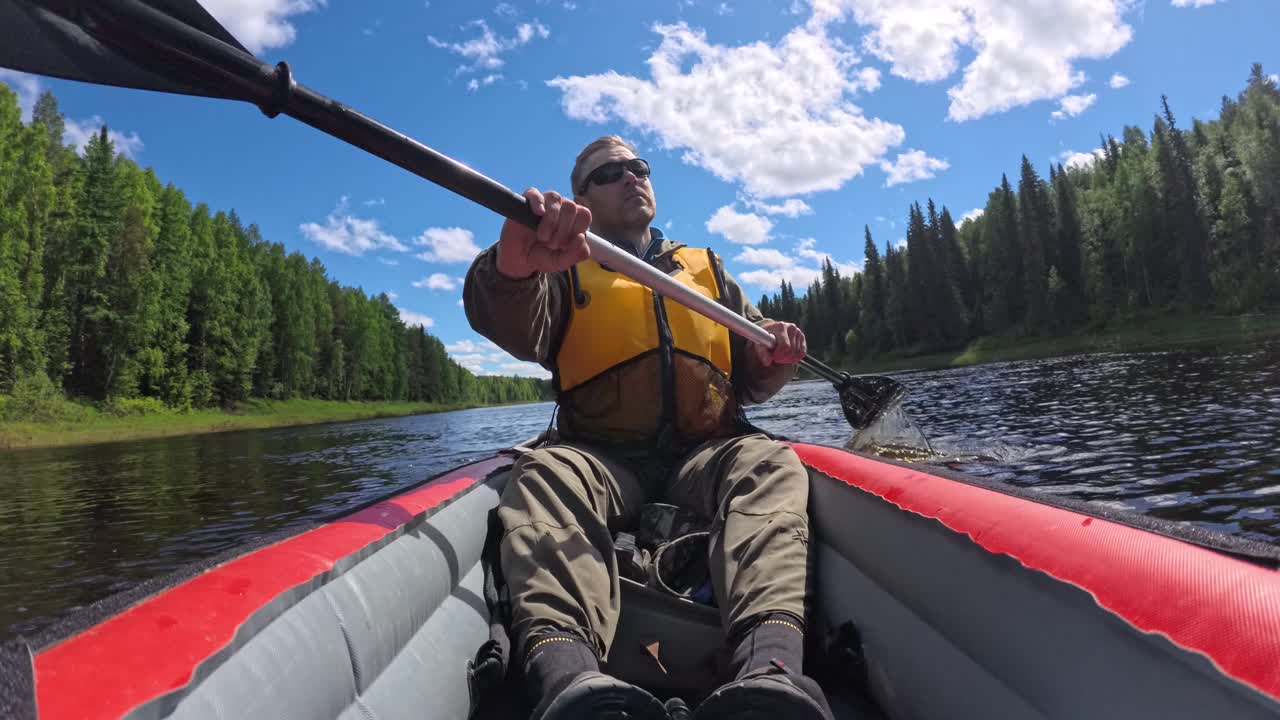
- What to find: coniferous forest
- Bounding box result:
[759,66,1280,364]
[0,84,548,415]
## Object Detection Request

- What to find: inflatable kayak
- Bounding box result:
[4,440,1280,720]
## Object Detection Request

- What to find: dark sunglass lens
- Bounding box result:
[627,159,650,177]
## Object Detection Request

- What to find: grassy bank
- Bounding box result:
[0,398,497,451]
[836,312,1280,375]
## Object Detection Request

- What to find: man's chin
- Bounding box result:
[623,205,656,226]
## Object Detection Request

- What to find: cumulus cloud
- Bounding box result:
[548,21,903,198]
[446,339,502,354]
[1050,93,1097,120]
[1057,148,1104,170]
[1,70,144,158]
[744,197,814,218]
[735,238,859,289]
[1109,73,1130,89]
[497,362,552,379]
[706,206,774,245]
[961,207,984,223]
[413,273,463,290]
[879,149,949,186]
[202,0,326,54]
[0,69,40,120]
[467,74,504,92]
[300,196,407,255]
[416,227,483,263]
[396,307,435,329]
[429,19,550,74]
[810,0,1132,122]
[64,118,145,159]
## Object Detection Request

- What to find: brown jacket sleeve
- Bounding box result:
[462,245,571,366]
[716,258,797,405]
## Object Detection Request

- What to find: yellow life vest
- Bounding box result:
[554,246,737,449]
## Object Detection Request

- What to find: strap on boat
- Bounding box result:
[467,509,514,719]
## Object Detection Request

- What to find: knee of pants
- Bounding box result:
[501,447,599,525]
[722,439,810,513]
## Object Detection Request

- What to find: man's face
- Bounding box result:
[575,145,656,229]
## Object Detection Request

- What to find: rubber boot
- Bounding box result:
[525,632,669,720]
[693,614,834,720]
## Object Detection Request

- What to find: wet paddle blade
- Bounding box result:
[0,0,252,101]
[838,374,906,429]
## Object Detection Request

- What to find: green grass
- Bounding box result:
[835,312,1280,375]
[0,397,491,450]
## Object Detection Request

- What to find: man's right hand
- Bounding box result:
[496,188,592,280]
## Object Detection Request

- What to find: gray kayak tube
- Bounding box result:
[4,442,1279,720]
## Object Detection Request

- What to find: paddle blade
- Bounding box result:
[837,374,906,429]
[0,0,251,100]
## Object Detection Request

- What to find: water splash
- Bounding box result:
[847,402,937,461]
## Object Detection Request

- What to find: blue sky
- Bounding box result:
[1,0,1276,377]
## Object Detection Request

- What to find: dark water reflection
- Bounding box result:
[2,341,1278,643]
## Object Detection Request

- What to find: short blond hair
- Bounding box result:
[571,135,639,196]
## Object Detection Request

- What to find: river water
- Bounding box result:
[2,341,1278,643]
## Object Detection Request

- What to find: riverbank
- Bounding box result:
[0,398,513,451]
[836,312,1280,375]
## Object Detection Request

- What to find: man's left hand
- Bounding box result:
[750,320,807,368]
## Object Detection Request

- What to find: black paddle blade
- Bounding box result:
[837,374,906,429]
[0,0,251,100]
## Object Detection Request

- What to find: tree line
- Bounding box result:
[759,65,1280,362]
[0,85,548,409]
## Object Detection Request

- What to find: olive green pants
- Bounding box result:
[497,433,812,662]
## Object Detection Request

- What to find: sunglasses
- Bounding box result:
[579,158,651,194]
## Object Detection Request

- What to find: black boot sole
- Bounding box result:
[539,674,670,720]
[693,675,830,720]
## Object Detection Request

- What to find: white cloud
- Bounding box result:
[879,149,949,186]
[202,0,326,54]
[457,298,465,307]
[0,69,40,121]
[1057,148,1104,170]
[397,307,435,329]
[430,19,549,74]
[495,2,518,16]
[62,117,145,159]
[716,2,734,14]
[1270,74,1280,84]
[706,206,773,245]
[413,273,463,291]
[1,71,145,157]
[467,74,504,92]
[364,198,386,206]
[961,207,984,223]
[736,247,795,268]
[446,339,501,354]
[300,196,407,255]
[497,362,552,378]
[1171,0,1222,6]
[416,227,483,263]
[564,1,578,8]
[811,0,1132,122]
[735,238,859,289]
[1050,93,1097,120]
[378,257,400,266]
[745,197,814,218]
[548,21,903,198]
[1109,73,1130,89]
[386,291,399,301]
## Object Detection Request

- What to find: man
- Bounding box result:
[463,136,833,720]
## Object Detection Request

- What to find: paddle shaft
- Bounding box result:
[100,0,851,386]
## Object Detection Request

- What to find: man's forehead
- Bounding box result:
[584,145,636,174]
